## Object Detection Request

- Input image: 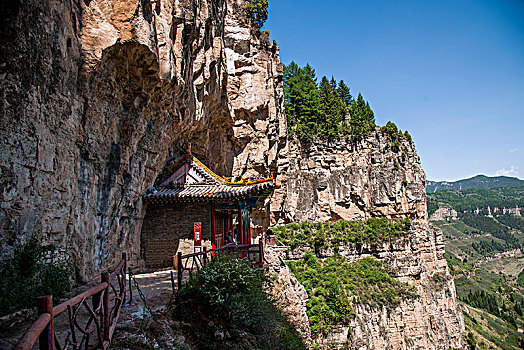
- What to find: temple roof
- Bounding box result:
[144,182,275,203]
[145,149,278,208]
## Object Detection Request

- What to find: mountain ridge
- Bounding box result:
[427,175,524,193]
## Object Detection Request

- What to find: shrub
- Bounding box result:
[288,256,416,337]
[393,160,400,171]
[274,217,412,251]
[0,237,75,316]
[176,255,305,349]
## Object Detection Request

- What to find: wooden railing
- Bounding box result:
[175,239,264,290]
[15,253,127,350]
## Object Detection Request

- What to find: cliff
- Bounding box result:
[269,219,465,349]
[0,0,286,277]
[1,0,465,347]
[270,135,465,349]
[273,133,427,225]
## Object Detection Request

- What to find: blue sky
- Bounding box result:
[264,0,524,181]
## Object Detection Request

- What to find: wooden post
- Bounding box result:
[37,295,54,350]
[127,267,134,304]
[259,237,264,268]
[122,253,127,305]
[102,272,110,342]
[177,252,183,290]
[170,271,176,295]
[211,202,216,247]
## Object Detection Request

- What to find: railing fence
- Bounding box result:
[15,253,127,350]
[175,238,264,291]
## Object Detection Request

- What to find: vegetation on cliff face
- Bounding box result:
[173,255,306,350]
[0,237,75,317]
[287,253,416,337]
[273,219,416,339]
[273,217,412,252]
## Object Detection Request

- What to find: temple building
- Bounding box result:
[140,147,278,268]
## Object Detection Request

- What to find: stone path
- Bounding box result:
[121,269,176,316]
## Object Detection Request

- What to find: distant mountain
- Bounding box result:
[426,175,524,193]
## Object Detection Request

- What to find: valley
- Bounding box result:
[428,183,524,349]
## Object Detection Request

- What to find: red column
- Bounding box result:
[247,215,251,245]
[211,202,216,247]
[238,203,243,245]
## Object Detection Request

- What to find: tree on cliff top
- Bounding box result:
[337,80,353,107]
[245,0,269,29]
[283,61,320,142]
[349,93,376,139]
[318,76,346,139]
[283,62,383,143]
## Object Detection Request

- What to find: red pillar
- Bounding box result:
[211,202,216,247]
[247,215,251,245]
[238,203,243,245]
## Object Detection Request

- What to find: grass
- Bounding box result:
[482,254,524,277]
[463,303,524,350]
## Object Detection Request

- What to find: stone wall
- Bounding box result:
[141,202,211,268]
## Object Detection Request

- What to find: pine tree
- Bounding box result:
[337,80,353,108]
[349,93,375,140]
[283,61,301,128]
[318,76,342,139]
[283,62,321,142]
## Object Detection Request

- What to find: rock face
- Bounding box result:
[272,133,427,225]
[1,0,464,347]
[265,246,311,343]
[281,222,465,349]
[0,0,286,277]
[271,134,464,349]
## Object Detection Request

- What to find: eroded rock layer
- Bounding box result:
[273,134,427,225]
[0,0,286,277]
[270,134,464,348]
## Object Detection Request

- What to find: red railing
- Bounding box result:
[175,239,264,290]
[15,253,127,350]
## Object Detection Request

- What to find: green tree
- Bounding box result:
[318,76,346,139]
[245,0,269,29]
[283,62,321,142]
[337,80,353,108]
[349,93,375,139]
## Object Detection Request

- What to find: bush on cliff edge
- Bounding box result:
[174,255,306,350]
